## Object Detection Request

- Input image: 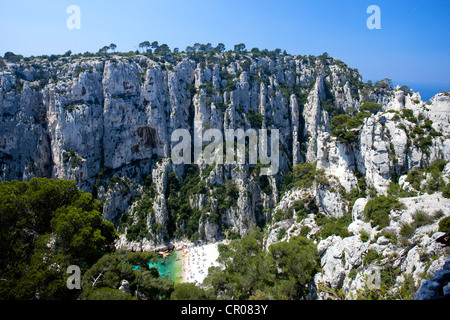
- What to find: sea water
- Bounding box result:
[147,251,182,283]
[393,82,450,101]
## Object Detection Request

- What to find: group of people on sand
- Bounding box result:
[151,241,220,285]
[181,244,214,285]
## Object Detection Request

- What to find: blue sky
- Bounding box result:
[0,0,449,99]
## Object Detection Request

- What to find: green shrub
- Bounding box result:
[387,181,417,198]
[300,226,311,237]
[400,222,415,239]
[329,114,363,144]
[364,196,405,228]
[171,283,214,300]
[280,162,316,194]
[426,159,447,172]
[322,99,344,118]
[359,101,382,114]
[4,51,23,63]
[401,109,417,123]
[380,263,402,288]
[315,213,351,239]
[126,220,149,241]
[292,200,307,219]
[416,135,432,154]
[247,108,264,127]
[425,168,446,194]
[398,209,440,240]
[438,216,450,232]
[274,209,292,222]
[405,160,448,194]
[62,150,83,168]
[348,268,357,279]
[363,249,380,265]
[277,227,287,240]
[443,184,450,199]
[360,229,370,242]
[406,169,423,191]
[275,199,313,223]
[412,210,433,228]
[380,230,398,244]
[64,104,77,112]
[85,287,134,300]
[433,209,445,220]
[397,123,407,130]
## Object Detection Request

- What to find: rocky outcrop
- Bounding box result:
[414,256,450,300]
[118,280,131,294]
[311,193,450,299]
[1,51,449,255]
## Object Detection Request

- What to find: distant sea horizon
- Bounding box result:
[393,81,450,102]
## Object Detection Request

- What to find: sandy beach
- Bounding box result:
[180,241,222,285]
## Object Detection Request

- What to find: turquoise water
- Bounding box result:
[147,251,182,283]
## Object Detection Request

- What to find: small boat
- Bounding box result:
[157,251,171,259]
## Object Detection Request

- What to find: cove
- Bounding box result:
[133,251,182,283]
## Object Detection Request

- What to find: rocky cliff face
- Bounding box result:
[0,52,348,234]
[1,49,449,298]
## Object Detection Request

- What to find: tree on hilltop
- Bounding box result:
[139,41,151,53]
[234,43,246,52]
